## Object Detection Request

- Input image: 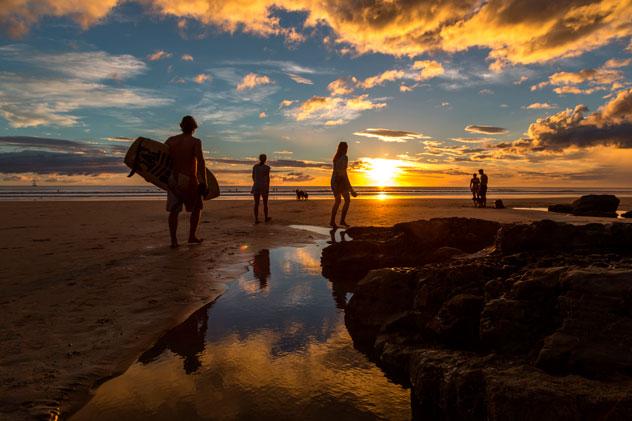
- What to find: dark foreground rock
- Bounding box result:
[549,194,620,218]
[623,210,632,218]
[322,218,632,420]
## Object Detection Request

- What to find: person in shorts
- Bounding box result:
[251,154,271,224]
[165,116,207,248]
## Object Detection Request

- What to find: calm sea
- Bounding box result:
[1,186,632,201]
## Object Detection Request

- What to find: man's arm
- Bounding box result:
[195,139,207,186]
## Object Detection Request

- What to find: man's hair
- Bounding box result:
[259,153,267,163]
[478,169,484,173]
[180,115,198,133]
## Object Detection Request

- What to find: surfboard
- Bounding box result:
[124,137,220,200]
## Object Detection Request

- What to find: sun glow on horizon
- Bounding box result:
[362,158,403,187]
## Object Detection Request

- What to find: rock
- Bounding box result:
[494,199,505,209]
[395,218,501,253]
[548,204,573,213]
[428,294,485,349]
[345,268,418,350]
[571,194,619,217]
[321,240,389,280]
[622,210,632,218]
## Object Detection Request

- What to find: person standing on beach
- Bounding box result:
[478,169,488,208]
[252,154,271,224]
[165,115,208,248]
[329,141,357,228]
[469,173,480,207]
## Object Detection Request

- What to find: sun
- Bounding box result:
[366,158,400,187]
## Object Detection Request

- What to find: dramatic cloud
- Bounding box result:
[412,60,444,80]
[236,73,272,91]
[526,88,632,150]
[288,94,386,126]
[147,50,171,61]
[525,102,557,109]
[359,70,406,89]
[3,1,632,69]
[464,125,509,135]
[353,128,430,143]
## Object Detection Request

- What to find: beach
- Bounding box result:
[1,197,632,420]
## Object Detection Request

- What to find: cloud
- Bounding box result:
[236,73,272,91]
[193,73,210,84]
[279,171,314,183]
[412,60,445,80]
[525,88,632,150]
[531,60,627,95]
[451,137,495,143]
[259,111,267,119]
[327,78,356,96]
[525,102,557,110]
[181,54,194,61]
[3,1,632,70]
[359,69,406,89]
[464,125,509,135]
[353,128,430,143]
[147,50,172,61]
[514,75,529,85]
[603,58,632,68]
[287,94,386,126]
[479,89,494,95]
[287,73,313,85]
[0,45,146,81]
[279,99,295,108]
[105,136,135,143]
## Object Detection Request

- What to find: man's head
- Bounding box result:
[478,169,484,175]
[259,154,267,164]
[472,173,477,178]
[180,115,198,134]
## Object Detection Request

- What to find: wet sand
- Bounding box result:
[1,197,631,419]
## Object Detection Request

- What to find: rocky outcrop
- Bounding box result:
[623,210,632,218]
[548,194,620,218]
[322,218,632,419]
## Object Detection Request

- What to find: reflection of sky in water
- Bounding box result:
[72,239,411,421]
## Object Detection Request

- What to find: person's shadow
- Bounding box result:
[138,303,211,374]
[252,249,271,290]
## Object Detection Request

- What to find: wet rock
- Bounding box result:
[548,203,573,213]
[321,240,389,280]
[571,194,620,217]
[622,210,632,218]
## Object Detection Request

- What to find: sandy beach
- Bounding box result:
[1,197,631,420]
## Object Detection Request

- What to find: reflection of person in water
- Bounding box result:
[252,249,271,290]
[138,304,210,374]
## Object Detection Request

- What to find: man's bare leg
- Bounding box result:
[263,194,271,222]
[188,207,203,243]
[330,193,341,227]
[169,211,179,248]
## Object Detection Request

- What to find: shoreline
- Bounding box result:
[1,198,631,420]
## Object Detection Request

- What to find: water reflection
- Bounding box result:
[72,238,410,421]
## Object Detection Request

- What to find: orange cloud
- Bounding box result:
[289,94,386,126]
[412,60,444,80]
[193,73,210,84]
[327,78,356,96]
[236,73,272,91]
[5,1,630,68]
[147,50,171,61]
[359,69,406,89]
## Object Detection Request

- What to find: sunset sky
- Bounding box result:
[1,0,631,187]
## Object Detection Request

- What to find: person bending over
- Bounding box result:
[329,141,357,228]
[165,115,207,248]
[252,154,271,224]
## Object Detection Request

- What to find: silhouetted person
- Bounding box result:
[329,142,358,227]
[469,173,480,207]
[166,115,207,248]
[478,169,488,208]
[252,154,271,224]
[252,249,271,289]
[295,188,301,200]
[329,142,358,228]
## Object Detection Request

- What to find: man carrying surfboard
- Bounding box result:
[165,116,207,248]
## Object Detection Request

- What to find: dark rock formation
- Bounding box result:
[623,210,632,218]
[549,194,620,218]
[322,218,632,419]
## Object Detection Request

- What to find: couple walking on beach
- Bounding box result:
[164,116,358,247]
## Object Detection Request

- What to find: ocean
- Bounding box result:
[1,185,631,201]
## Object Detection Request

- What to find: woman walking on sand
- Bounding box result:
[252,154,271,224]
[329,141,357,228]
